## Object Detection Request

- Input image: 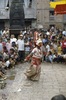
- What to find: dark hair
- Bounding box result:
[10,48,14,52]
[12,42,16,47]
[51,94,66,100]
[49,51,52,55]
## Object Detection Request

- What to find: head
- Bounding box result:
[11,35,15,38]
[3,46,8,52]
[36,39,42,47]
[5,27,8,31]
[10,48,15,54]
[12,42,16,47]
[7,38,10,42]
[19,34,23,39]
[51,94,66,100]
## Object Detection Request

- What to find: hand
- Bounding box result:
[24,59,27,62]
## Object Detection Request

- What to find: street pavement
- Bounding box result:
[0,62,66,100]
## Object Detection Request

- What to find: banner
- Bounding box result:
[50,1,66,8]
[54,4,66,14]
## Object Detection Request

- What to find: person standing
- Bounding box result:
[17,34,25,62]
[6,38,12,53]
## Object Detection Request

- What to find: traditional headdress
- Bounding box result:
[36,39,42,45]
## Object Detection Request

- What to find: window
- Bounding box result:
[50,0,55,1]
[29,0,32,8]
[24,0,32,8]
[49,10,54,15]
[5,0,9,10]
[49,10,54,20]
[7,0,9,7]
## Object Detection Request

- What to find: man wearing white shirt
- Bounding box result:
[17,34,25,62]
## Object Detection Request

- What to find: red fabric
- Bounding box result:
[26,56,41,66]
[54,4,66,14]
[31,57,41,66]
[26,55,30,61]
[34,31,38,43]
[62,40,66,49]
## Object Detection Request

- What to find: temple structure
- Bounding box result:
[10,0,25,35]
[0,0,66,32]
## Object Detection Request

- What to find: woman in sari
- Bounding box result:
[24,39,42,81]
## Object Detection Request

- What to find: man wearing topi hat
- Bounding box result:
[17,34,25,62]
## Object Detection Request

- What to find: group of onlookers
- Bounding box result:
[0,27,34,79]
[41,27,66,63]
[0,26,66,79]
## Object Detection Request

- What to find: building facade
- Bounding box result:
[36,0,66,29]
[0,0,66,30]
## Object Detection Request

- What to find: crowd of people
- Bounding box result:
[0,26,66,79]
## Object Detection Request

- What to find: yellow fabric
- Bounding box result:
[50,1,66,8]
[60,0,65,1]
[57,46,62,55]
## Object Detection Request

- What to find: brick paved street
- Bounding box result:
[0,62,66,100]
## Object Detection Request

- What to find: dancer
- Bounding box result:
[24,39,42,81]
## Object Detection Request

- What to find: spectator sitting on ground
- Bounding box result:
[45,51,53,63]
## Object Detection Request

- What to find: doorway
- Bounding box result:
[0,21,5,30]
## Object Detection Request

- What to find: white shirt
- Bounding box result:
[6,42,12,52]
[10,38,17,44]
[17,39,24,51]
[62,31,66,36]
[46,31,50,35]
[46,45,50,52]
